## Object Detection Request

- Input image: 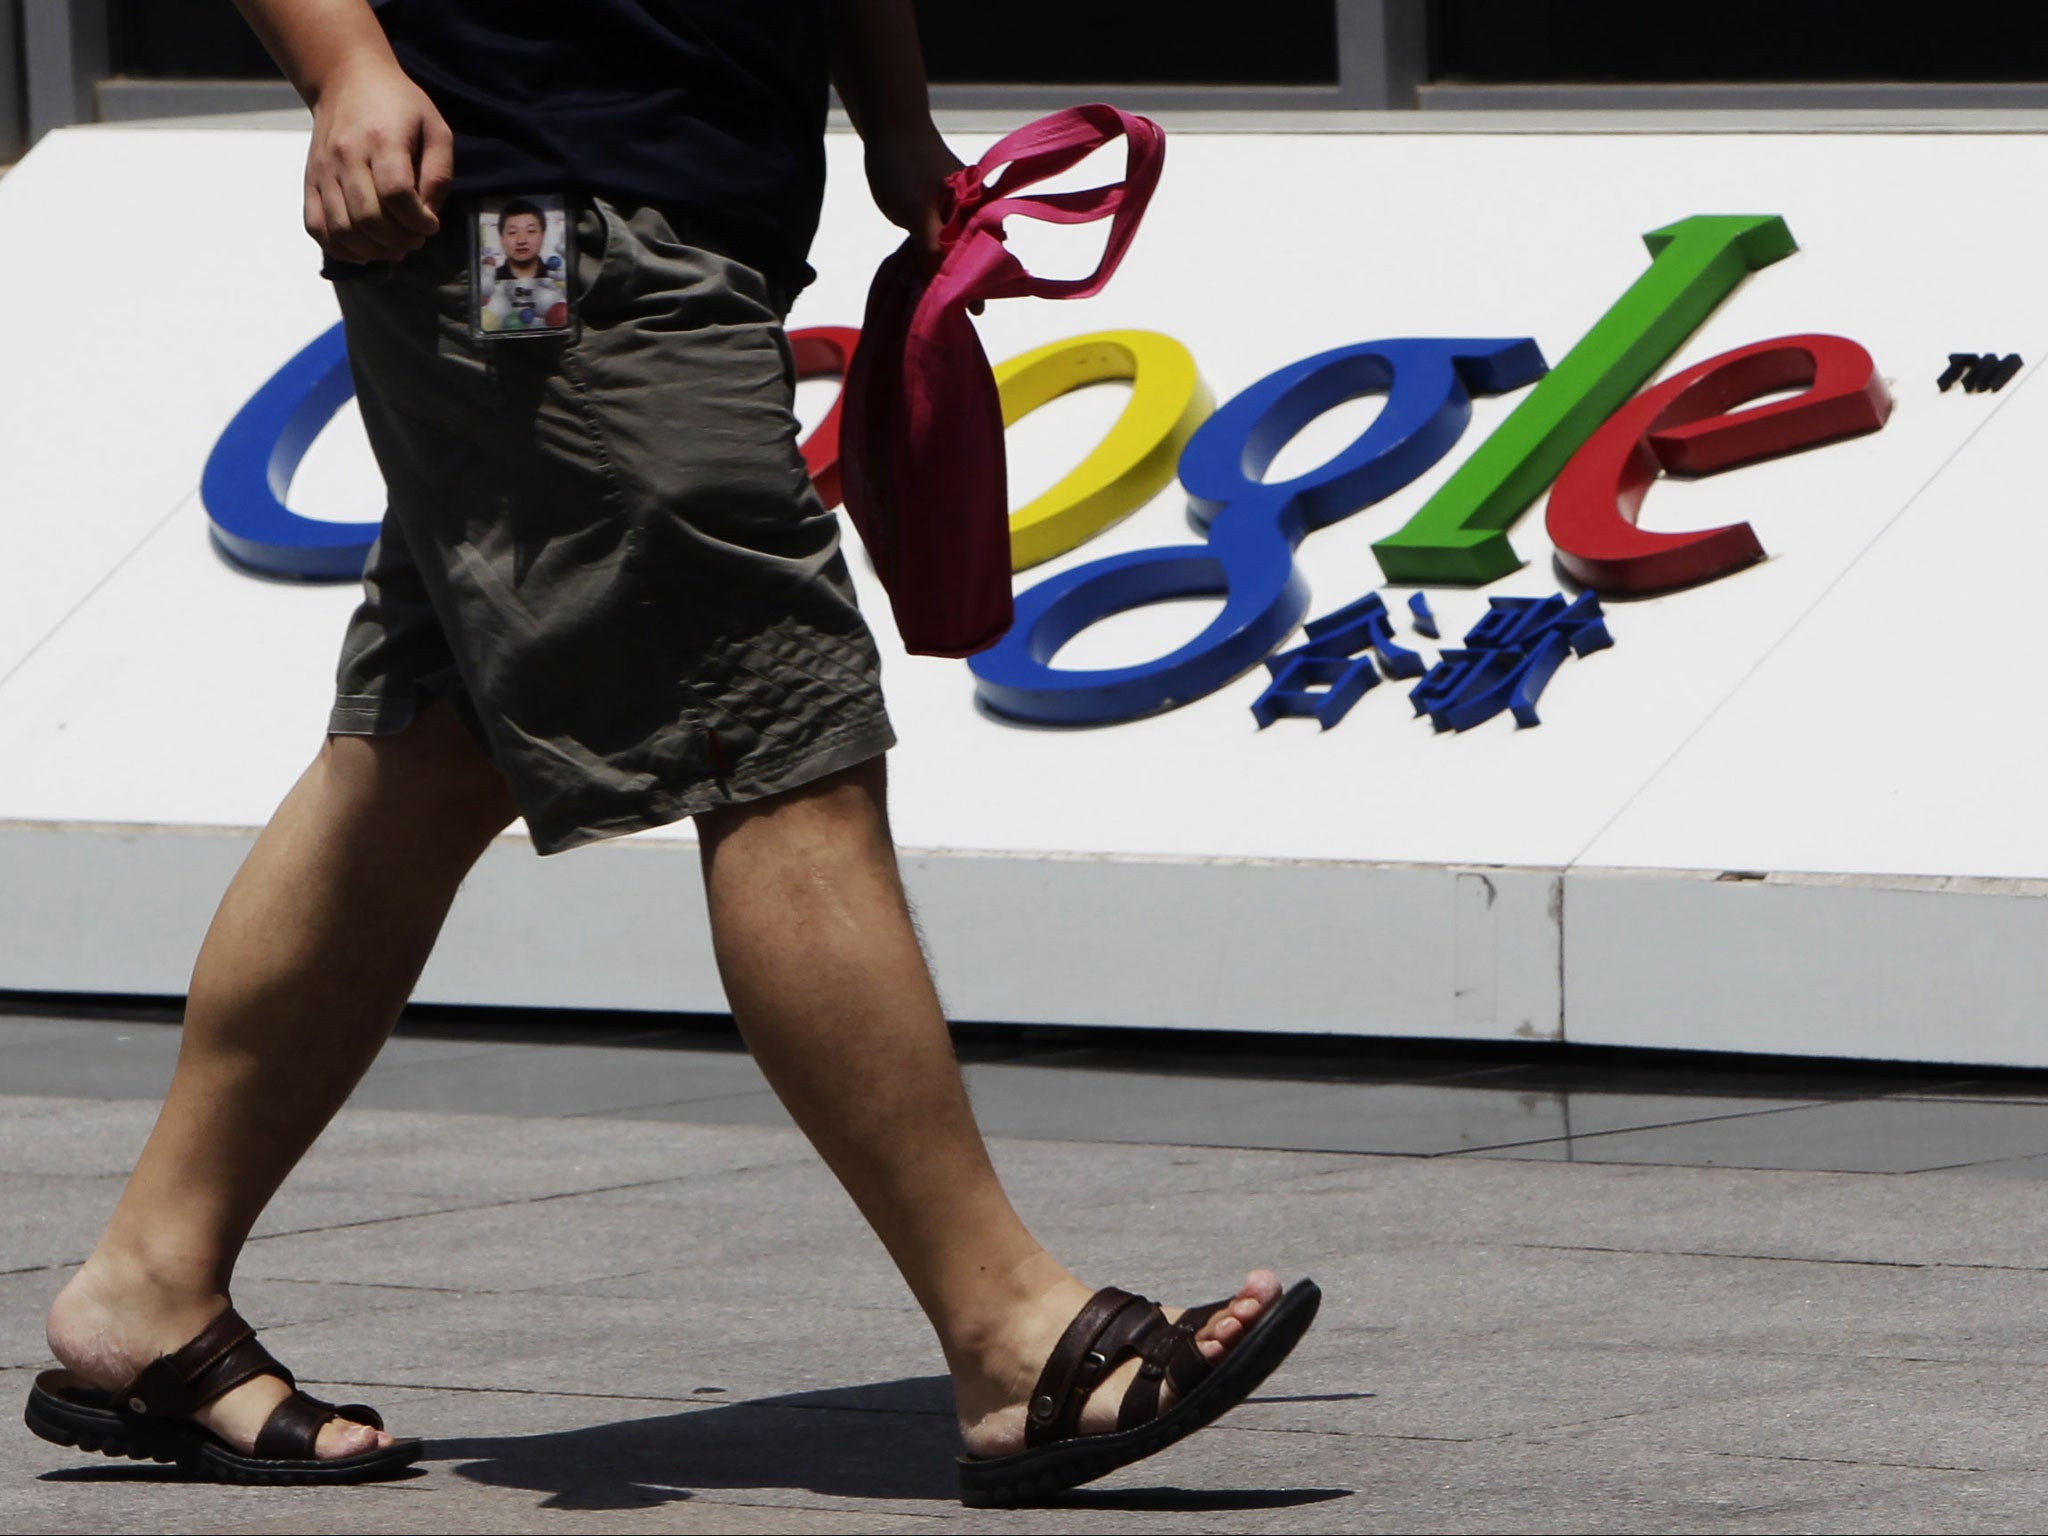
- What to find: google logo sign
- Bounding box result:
[204,211,1890,729]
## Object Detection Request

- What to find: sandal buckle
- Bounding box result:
[126,1396,147,1414]
[1078,1349,1108,1381]
[1030,1393,1055,1422]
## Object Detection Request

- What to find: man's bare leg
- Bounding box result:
[695,756,1278,1455]
[45,703,515,1459]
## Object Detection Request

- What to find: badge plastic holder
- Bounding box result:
[471,193,577,343]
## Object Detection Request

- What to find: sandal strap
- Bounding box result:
[1025,1287,1157,1449]
[120,1308,294,1420]
[1166,1300,1227,1394]
[1114,1311,1213,1433]
[254,1391,336,1461]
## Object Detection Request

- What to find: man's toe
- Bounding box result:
[1192,1269,1283,1358]
[319,1418,394,1458]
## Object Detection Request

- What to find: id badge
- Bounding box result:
[471,194,577,342]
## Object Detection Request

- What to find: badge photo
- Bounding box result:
[472,194,576,341]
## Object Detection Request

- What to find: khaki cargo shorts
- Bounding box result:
[328,198,895,855]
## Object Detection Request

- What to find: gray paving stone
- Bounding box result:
[1492,1097,2048,1173]
[3,1173,125,1275]
[983,1136,1364,1198]
[1259,1154,2048,1271]
[1681,1468,2048,1536]
[1946,1150,2048,1179]
[346,1042,776,1119]
[0,1097,158,1178]
[605,1072,1820,1158]
[278,1104,815,1202]
[0,1173,467,1280]
[1542,1354,2048,1475]
[11,1041,2048,1534]
[0,1019,183,1101]
[0,1018,690,1108]
[930,1429,1945,1536]
[256,1290,943,1404]
[235,1198,708,1296]
[597,1089,798,1132]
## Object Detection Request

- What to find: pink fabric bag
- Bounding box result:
[840,104,1167,658]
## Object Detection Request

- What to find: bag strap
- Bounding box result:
[934,103,1166,307]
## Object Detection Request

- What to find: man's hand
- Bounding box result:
[230,0,452,262]
[863,124,964,271]
[302,56,453,263]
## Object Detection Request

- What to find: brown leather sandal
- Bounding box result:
[957,1277,1321,1507]
[24,1307,420,1485]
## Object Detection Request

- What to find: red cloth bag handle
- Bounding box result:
[928,103,1165,310]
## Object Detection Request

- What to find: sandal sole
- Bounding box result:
[956,1277,1323,1507]
[25,1380,424,1486]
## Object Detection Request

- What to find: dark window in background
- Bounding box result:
[1434,1,2048,83]
[112,0,279,77]
[905,1,1339,85]
[113,0,1337,85]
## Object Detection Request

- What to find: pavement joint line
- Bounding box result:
[1214,1422,1390,1440]
[1909,1155,2048,1175]
[1704,1449,1993,1474]
[515,1170,799,1206]
[0,1263,71,1280]
[1510,1241,2048,1274]
[1438,1098,1901,1160]
[562,1086,798,1119]
[268,1276,472,1295]
[234,1168,786,1249]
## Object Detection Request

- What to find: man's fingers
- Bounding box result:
[374,142,437,238]
[418,113,455,217]
[317,177,376,263]
[303,177,330,251]
[338,151,406,257]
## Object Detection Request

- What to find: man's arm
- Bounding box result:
[832,0,962,266]
[231,0,452,262]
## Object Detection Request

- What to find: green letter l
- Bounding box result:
[1371,214,1798,586]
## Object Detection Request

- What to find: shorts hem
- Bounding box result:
[529,714,898,857]
[328,692,423,737]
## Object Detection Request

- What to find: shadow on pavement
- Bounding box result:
[437,1375,1353,1514]
[1053,1486,1353,1512]
[38,1462,430,1485]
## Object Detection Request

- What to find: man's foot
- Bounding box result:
[954,1263,1283,1459]
[46,1258,394,1460]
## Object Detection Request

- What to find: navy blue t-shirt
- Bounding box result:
[373,0,834,295]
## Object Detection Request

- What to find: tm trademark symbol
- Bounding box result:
[1938,353,2023,394]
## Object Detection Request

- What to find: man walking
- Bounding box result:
[28,0,1315,1503]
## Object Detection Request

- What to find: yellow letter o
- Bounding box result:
[994,330,1215,571]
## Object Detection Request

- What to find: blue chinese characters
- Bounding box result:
[1409,593,1613,732]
